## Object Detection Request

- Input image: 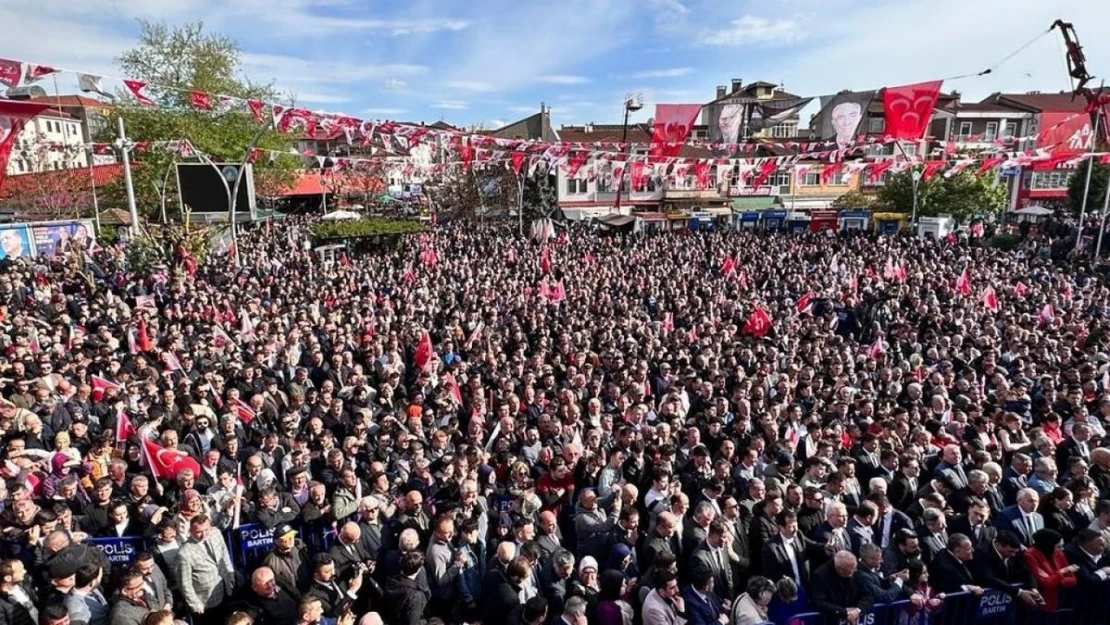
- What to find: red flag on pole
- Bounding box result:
[867,337,885,359]
[91,375,121,402]
[142,439,201,480]
[1014,281,1028,297]
[881,81,944,140]
[190,91,212,111]
[661,312,674,334]
[123,80,155,105]
[414,331,434,372]
[1039,303,1054,323]
[649,104,702,158]
[982,286,999,312]
[115,408,135,444]
[742,307,773,337]
[796,292,813,315]
[955,268,971,296]
[229,398,256,424]
[136,317,154,352]
[540,245,551,274]
[721,256,736,275]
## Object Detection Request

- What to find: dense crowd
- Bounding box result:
[3,217,1110,625]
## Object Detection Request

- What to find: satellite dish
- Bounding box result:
[646,117,655,127]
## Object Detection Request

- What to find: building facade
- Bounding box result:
[5,109,88,176]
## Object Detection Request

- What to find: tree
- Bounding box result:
[1067,159,1109,215]
[101,20,296,220]
[877,169,1005,221]
[830,190,875,210]
[2,135,94,219]
[422,165,484,221]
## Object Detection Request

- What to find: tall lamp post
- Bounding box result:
[911,168,923,227]
[612,92,642,214]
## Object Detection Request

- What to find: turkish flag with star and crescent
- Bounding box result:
[743,306,773,337]
[142,439,201,480]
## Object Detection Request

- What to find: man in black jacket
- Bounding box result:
[970,531,1042,606]
[248,567,297,625]
[0,559,38,625]
[1064,529,1110,590]
[928,534,984,596]
[384,552,430,625]
[810,551,874,624]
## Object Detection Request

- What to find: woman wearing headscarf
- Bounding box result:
[595,570,632,625]
[567,556,599,607]
[1022,528,1078,611]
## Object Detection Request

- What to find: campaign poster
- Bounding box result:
[31,221,94,258]
[0,225,32,260]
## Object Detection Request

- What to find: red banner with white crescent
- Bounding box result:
[649,104,702,159]
[881,80,943,140]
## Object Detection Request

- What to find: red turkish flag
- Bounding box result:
[190,91,212,111]
[694,161,711,189]
[115,408,135,444]
[982,286,999,312]
[510,151,526,174]
[142,439,201,480]
[630,161,646,190]
[230,398,256,424]
[23,64,58,84]
[1037,111,1095,155]
[123,80,155,105]
[868,337,885,359]
[796,292,813,314]
[0,100,49,194]
[743,306,773,337]
[0,59,22,88]
[955,268,971,295]
[649,104,702,158]
[136,317,154,352]
[414,330,434,372]
[881,81,943,140]
[91,374,122,402]
[1014,281,1028,297]
[247,99,266,121]
[540,245,552,274]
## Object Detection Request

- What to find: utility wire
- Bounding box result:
[942,27,1054,81]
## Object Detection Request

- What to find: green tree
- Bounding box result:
[1067,159,1109,215]
[931,171,1008,221]
[830,190,875,210]
[101,20,297,220]
[877,169,1005,221]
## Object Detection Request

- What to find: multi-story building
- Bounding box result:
[5,109,88,175]
[700,79,805,141]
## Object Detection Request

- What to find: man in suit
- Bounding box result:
[1064,528,1110,590]
[681,503,716,567]
[811,503,850,566]
[948,499,997,552]
[856,543,912,604]
[810,551,875,623]
[1000,454,1032,507]
[689,520,734,602]
[950,471,1003,516]
[175,514,236,620]
[970,531,1041,606]
[328,522,373,581]
[681,568,725,625]
[888,456,921,513]
[641,511,678,571]
[641,570,685,625]
[247,567,297,625]
[0,559,39,625]
[853,434,883,484]
[934,445,969,490]
[995,489,1044,546]
[869,493,912,550]
[132,552,173,612]
[1056,422,1093,469]
[881,529,922,577]
[305,553,363,618]
[928,534,984,595]
[916,509,948,564]
[845,502,878,555]
[761,509,831,589]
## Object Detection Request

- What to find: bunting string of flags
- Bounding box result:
[6,52,1105,189]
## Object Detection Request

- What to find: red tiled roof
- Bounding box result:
[278,171,386,197]
[1,164,123,197]
[29,95,112,109]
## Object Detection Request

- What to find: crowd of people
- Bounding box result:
[3,216,1110,625]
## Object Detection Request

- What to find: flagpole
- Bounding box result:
[1076,115,1102,250]
[116,117,141,236]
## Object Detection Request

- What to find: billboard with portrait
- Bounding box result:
[0,225,33,260]
[31,220,94,258]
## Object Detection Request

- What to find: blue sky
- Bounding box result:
[1,0,1108,130]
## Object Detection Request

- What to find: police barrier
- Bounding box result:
[87,536,149,567]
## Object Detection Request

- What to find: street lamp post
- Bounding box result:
[115,117,141,236]
[911,168,923,226]
[612,93,642,214]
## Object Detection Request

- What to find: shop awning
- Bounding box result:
[731,197,781,211]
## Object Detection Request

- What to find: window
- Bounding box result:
[1002,122,1017,138]
[1029,171,1071,190]
[959,122,972,140]
[868,117,885,134]
[802,172,821,186]
[985,122,998,141]
[16,159,24,173]
[901,144,917,157]
[771,171,791,190]
[566,178,587,194]
[770,123,795,138]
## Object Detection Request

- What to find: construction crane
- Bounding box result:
[1051,19,1109,109]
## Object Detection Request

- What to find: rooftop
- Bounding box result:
[28,94,113,109]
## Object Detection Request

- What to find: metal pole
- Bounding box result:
[912,176,919,224]
[613,104,630,214]
[517,173,524,236]
[1077,153,1096,250]
[1096,162,1110,258]
[87,159,101,234]
[227,118,275,268]
[117,117,140,236]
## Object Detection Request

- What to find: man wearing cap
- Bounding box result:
[263,523,312,599]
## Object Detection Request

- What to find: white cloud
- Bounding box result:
[632,68,694,79]
[701,16,804,46]
[446,80,498,92]
[295,93,352,104]
[364,107,407,116]
[488,119,508,128]
[382,79,409,91]
[434,100,469,110]
[538,75,591,85]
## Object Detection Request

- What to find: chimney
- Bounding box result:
[716,85,726,99]
[731,79,742,94]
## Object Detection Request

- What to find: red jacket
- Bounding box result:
[1023,547,1077,610]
